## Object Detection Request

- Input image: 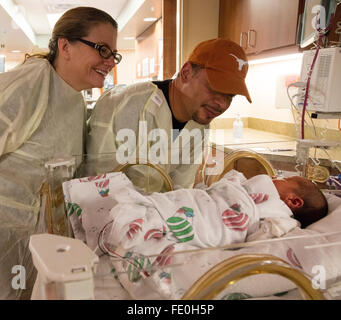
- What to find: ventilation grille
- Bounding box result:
[317,54,332,78]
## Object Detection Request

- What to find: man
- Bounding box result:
[86,38,252,189]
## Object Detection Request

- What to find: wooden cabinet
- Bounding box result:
[219,0,302,56]
[219,0,250,52]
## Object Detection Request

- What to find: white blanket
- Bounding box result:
[106,170,261,254]
[63,170,315,299]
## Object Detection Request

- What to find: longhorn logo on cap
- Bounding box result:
[229,54,248,71]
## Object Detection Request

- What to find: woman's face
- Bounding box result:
[67,22,118,90]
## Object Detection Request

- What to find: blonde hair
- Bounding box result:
[25,7,118,64]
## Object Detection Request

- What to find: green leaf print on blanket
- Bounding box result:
[167,207,195,243]
[124,252,152,283]
[66,202,82,217]
[159,271,172,284]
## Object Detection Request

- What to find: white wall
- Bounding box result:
[5,59,22,71]
[116,49,136,85]
[117,0,220,84]
[35,35,50,49]
[219,54,304,124]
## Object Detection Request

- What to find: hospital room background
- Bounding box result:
[1,0,341,300]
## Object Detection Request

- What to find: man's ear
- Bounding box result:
[179,62,193,83]
[284,193,304,210]
[57,38,71,60]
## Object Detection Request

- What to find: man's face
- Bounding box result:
[181,65,234,125]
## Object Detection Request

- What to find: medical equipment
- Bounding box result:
[286,47,341,183]
[27,147,341,300]
[30,234,98,300]
[299,0,339,48]
[31,233,340,300]
[298,47,341,113]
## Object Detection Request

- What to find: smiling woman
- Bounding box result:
[0,6,119,300]
[26,6,119,91]
[55,22,118,91]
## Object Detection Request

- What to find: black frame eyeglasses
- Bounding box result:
[75,38,122,64]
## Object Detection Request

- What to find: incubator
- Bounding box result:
[26,137,341,300]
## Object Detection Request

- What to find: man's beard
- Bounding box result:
[192,110,212,125]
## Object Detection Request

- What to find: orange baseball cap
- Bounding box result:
[187,38,252,103]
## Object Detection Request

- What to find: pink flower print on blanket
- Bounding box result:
[95,179,110,197]
[144,226,167,241]
[127,219,144,240]
[286,248,303,269]
[79,174,107,183]
[250,193,269,204]
[222,203,249,231]
[176,207,194,218]
[152,245,175,268]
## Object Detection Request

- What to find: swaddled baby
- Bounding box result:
[63,169,328,299]
[104,170,327,257]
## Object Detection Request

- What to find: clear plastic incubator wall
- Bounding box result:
[25,129,341,301]
[26,0,341,301]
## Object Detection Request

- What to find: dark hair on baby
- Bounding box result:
[291,178,328,228]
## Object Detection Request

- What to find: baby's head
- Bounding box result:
[272,176,328,228]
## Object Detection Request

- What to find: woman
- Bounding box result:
[0,6,120,299]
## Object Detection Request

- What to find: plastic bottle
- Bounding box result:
[233,114,243,141]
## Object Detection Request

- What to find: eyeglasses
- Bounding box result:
[75,38,122,64]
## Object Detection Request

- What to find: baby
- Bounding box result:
[63,170,329,264]
[99,170,329,256]
[271,175,328,228]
